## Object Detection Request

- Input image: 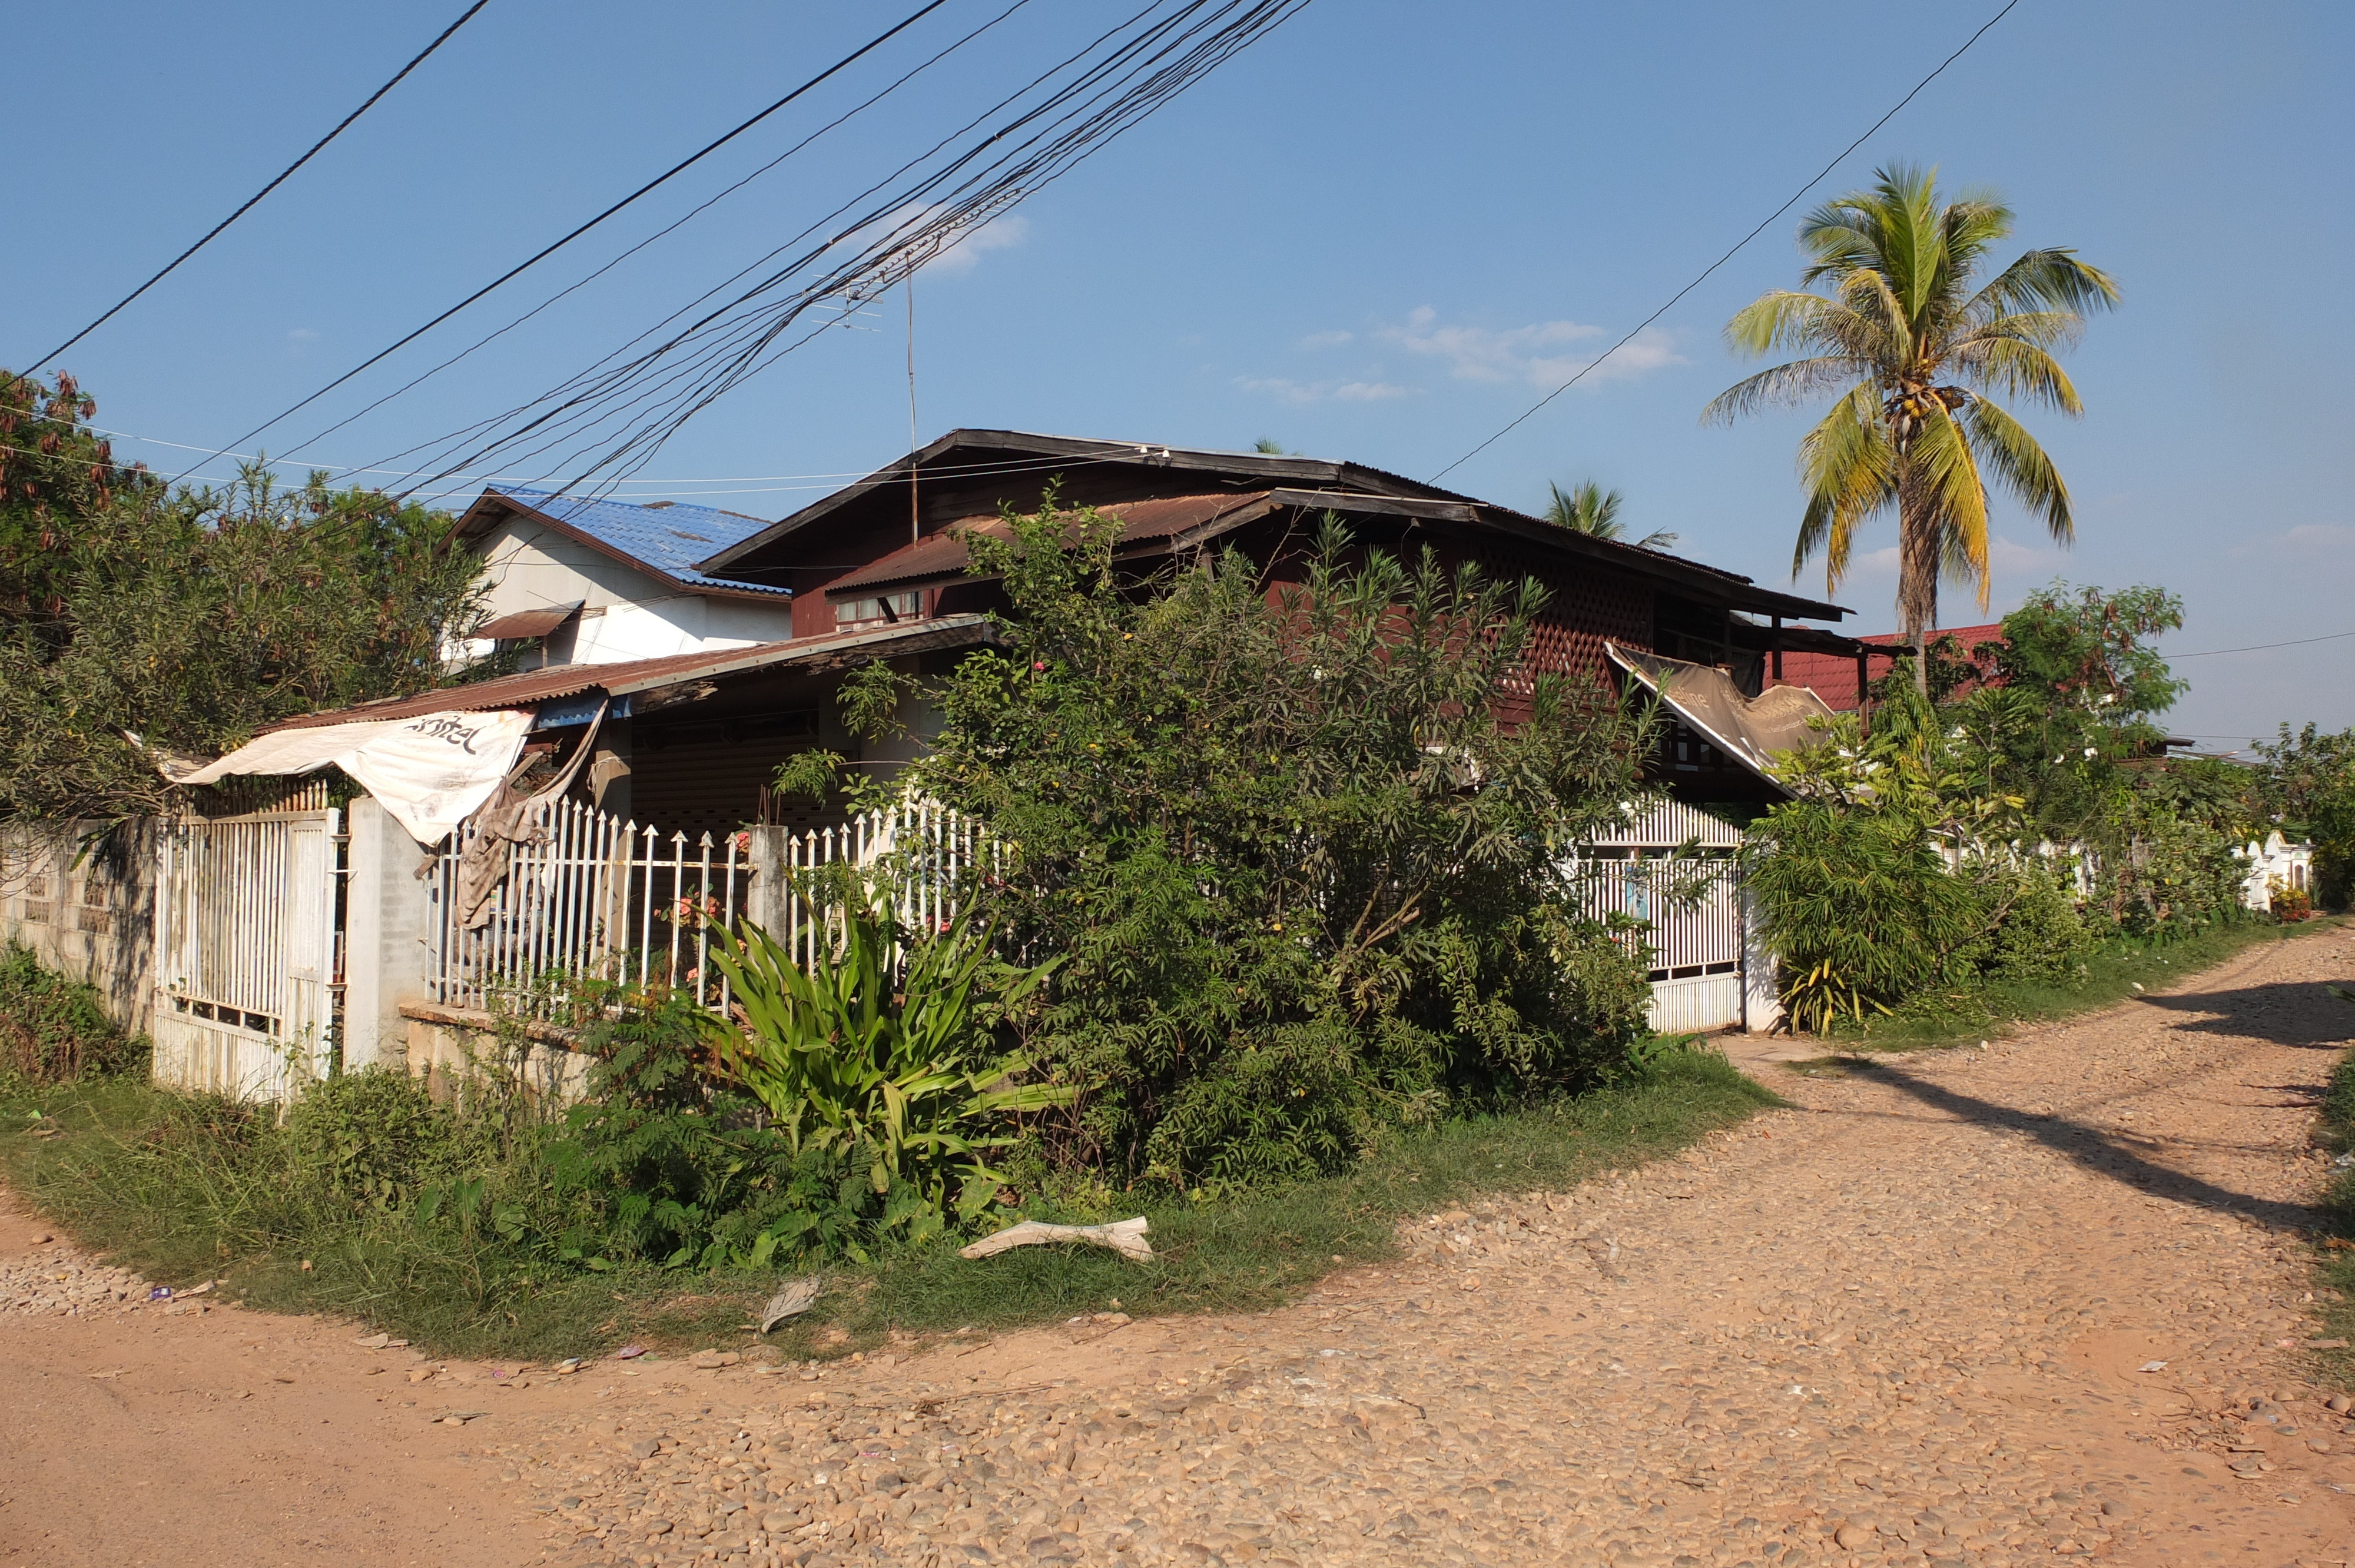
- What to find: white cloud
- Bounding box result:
[1835,533,2062,588]
[1376,305,1684,388]
[832,204,1030,284]
[1298,330,1353,349]
[921,211,1029,276]
[286,327,319,356]
[2283,523,2351,550]
[1236,376,1410,406]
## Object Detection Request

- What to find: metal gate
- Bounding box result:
[1577,799,1751,1034]
[152,808,344,1100]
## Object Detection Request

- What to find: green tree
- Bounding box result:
[1541,480,1677,552]
[1703,165,2119,695]
[905,496,1659,1187]
[0,373,489,822]
[2264,724,2355,906]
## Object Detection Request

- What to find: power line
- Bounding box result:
[2163,629,2355,659]
[175,0,961,485]
[389,0,1314,503]
[275,0,1036,472]
[25,0,495,373]
[1429,0,2024,482]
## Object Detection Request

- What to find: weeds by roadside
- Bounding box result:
[0,1045,1770,1362]
[0,941,148,1084]
[2310,982,2355,1377]
[1799,913,2347,1054]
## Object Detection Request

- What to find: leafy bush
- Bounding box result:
[278,1068,477,1212]
[2271,882,2316,922]
[1976,858,2097,985]
[1745,801,1983,1032]
[699,899,1068,1246]
[901,501,1657,1187]
[0,941,147,1084]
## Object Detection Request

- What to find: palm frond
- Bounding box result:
[1946,334,2084,413]
[1964,247,2121,321]
[1962,395,2074,546]
[1793,384,1895,588]
[1700,357,1871,424]
[1722,290,1863,358]
[1908,400,1992,608]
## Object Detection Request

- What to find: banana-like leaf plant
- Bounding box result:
[700,897,1069,1229]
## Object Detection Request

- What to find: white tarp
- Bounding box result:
[167,710,535,845]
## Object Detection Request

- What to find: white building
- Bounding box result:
[455,487,796,666]
[2239,830,2316,912]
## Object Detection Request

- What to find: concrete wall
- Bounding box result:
[465,516,794,665]
[0,820,156,1039]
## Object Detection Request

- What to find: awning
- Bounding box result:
[476,600,583,640]
[165,710,536,845]
[1608,643,1836,786]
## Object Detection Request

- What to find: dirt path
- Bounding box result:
[8,926,2355,1567]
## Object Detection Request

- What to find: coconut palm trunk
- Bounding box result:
[1703,165,2118,699]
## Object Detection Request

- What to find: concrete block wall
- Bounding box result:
[0,820,157,1040]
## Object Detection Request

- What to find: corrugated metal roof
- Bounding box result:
[486,488,791,597]
[476,600,583,640]
[824,493,1274,597]
[261,616,990,732]
[1769,623,2005,711]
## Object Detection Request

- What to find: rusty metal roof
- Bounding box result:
[824,493,1278,598]
[261,616,990,732]
[701,430,1850,623]
[475,601,583,641]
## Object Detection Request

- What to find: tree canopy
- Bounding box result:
[0,372,487,822]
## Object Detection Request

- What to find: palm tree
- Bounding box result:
[1542,479,1678,552]
[1703,164,2118,695]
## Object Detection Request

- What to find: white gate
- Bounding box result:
[1577,799,1751,1034]
[152,809,344,1099]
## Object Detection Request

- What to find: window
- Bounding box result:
[836,590,923,628]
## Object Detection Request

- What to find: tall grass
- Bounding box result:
[1826,913,2346,1052]
[1,1048,1773,1360]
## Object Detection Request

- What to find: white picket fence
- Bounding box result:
[424,798,986,1018]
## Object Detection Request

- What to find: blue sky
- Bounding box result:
[7,0,2349,745]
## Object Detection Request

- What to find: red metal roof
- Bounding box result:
[1770,622,2006,711]
[261,616,990,732]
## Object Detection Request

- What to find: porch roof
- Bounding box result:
[260,614,990,733]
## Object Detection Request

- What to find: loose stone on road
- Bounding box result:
[7,928,2355,1567]
[515,931,2355,1568]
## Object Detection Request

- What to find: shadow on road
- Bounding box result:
[1843,1058,2329,1235]
[2131,978,2355,1051]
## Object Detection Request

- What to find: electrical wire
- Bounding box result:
[275,0,1037,471]
[1428,0,2025,481]
[2161,629,2355,659]
[85,420,1139,489]
[387,0,1313,503]
[26,0,496,373]
[174,0,962,486]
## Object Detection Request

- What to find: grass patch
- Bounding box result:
[0,1047,1773,1362]
[2307,988,2355,1384]
[1816,913,2347,1054]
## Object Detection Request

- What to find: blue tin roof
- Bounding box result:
[495,487,791,596]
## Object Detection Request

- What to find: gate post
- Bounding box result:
[344,798,435,1068]
[1739,882,1782,1034]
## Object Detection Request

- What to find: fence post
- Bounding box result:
[1739,882,1782,1034]
[343,798,434,1068]
[746,826,788,938]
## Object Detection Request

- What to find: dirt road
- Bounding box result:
[6,926,2354,1567]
